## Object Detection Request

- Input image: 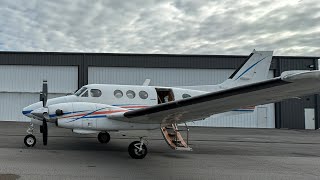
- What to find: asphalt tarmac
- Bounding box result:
[0,122,320,180]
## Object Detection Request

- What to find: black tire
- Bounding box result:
[128,141,148,159]
[98,132,110,144]
[24,134,36,147]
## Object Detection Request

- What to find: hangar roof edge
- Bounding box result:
[0,51,318,59]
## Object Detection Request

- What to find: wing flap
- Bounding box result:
[109,70,320,125]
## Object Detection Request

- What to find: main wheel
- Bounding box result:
[128,141,148,159]
[24,134,36,147]
[98,132,110,144]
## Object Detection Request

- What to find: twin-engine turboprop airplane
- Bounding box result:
[22,50,320,159]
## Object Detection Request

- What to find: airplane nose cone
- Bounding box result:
[22,102,43,117]
[22,107,32,116]
[31,107,48,119]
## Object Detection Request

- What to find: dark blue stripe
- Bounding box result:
[232,109,254,112]
[85,115,107,118]
[22,110,32,115]
[235,56,269,80]
[49,110,90,118]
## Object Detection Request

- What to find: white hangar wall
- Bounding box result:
[0,65,78,121]
[88,67,275,128]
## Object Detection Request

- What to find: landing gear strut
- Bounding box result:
[98,132,110,144]
[128,137,148,159]
[24,122,36,147]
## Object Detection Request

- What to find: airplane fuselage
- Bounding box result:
[23,84,211,131]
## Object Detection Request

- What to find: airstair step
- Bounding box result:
[161,123,191,151]
[175,147,193,151]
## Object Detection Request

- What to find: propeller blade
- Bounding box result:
[40,80,48,107]
[42,119,48,145]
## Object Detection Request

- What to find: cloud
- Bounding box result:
[0,0,319,56]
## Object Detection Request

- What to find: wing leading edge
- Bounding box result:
[109,70,320,125]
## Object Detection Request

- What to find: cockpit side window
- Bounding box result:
[81,90,88,97]
[90,89,102,97]
[75,87,87,96]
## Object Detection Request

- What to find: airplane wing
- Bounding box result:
[109,70,320,125]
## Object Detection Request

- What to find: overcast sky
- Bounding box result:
[0,0,319,56]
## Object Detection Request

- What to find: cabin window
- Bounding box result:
[90,89,102,97]
[114,90,123,98]
[126,90,136,99]
[81,90,88,97]
[139,91,148,99]
[182,94,191,99]
[75,87,87,96]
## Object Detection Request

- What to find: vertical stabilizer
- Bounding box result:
[220,50,273,88]
[178,50,273,92]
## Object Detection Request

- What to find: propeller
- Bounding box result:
[40,80,48,146]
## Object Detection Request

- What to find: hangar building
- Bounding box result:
[0,52,319,129]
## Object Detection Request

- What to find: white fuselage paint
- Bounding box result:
[23,84,210,132]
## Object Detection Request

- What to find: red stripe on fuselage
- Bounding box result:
[92,110,127,115]
[62,110,128,119]
[120,106,149,109]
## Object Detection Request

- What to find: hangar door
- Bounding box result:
[88,67,275,128]
[0,65,78,122]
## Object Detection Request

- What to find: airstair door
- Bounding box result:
[155,88,175,104]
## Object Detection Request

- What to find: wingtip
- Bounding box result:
[281,70,320,82]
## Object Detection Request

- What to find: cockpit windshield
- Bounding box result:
[74,87,87,96]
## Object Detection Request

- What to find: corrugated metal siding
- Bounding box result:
[280,97,315,129]
[89,67,233,86]
[275,57,317,129]
[85,54,278,70]
[88,67,275,128]
[0,51,318,129]
[0,52,83,66]
[0,65,78,121]
[189,103,275,128]
[0,65,78,93]
[0,93,63,121]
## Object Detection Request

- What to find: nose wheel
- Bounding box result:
[24,122,37,147]
[24,134,36,147]
[128,138,148,159]
[98,132,110,144]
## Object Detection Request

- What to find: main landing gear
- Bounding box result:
[24,123,36,147]
[128,137,148,159]
[98,132,110,144]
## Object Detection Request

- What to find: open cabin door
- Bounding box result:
[155,88,175,104]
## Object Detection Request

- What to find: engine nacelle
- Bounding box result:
[48,102,115,130]
[46,102,158,131]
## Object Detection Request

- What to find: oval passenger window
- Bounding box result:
[139,91,148,99]
[126,90,136,99]
[114,90,123,98]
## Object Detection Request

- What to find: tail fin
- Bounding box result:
[220,50,273,88]
[178,50,273,91]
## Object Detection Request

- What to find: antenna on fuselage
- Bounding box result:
[143,79,151,86]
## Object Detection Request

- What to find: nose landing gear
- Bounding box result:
[24,134,36,147]
[24,122,36,147]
